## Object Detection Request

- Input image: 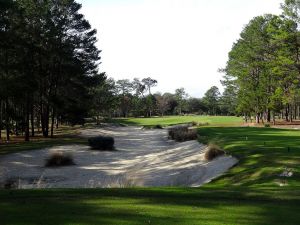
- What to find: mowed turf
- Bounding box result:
[1,117,300,225]
[113,115,243,127]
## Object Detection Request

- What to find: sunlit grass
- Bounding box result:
[112,115,243,127]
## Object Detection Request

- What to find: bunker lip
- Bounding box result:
[0,126,238,189]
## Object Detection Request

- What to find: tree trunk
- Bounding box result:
[267,109,271,123]
[56,115,59,129]
[5,100,10,141]
[0,100,2,140]
[31,105,34,137]
[45,105,49,137]
[290,105,293,122]
[25,100,30,142]
[50,107,55,138]
[256,113,260,124]
[285,105,289,122]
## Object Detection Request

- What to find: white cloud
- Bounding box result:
[79,0,283,97]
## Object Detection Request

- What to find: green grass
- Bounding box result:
[0,187,299,225]
[1,119,300,224]
[112,115,243,127]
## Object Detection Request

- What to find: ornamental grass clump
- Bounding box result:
[88,136,115,150]
[45,152,75,167]
[168,126,198,142]
[204,144,225,161]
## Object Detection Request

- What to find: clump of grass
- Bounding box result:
[45,152,75,167]
[88,136,115,150]
[204,144,225,161]
[168,126,198,142]
[2,178,18,189]
[198,122,210,126]
[191,121,198,126]
[264,124,271,128]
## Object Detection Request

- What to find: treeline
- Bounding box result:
[92,77,237,119]
[223,0,300,123]
[0,0,104,141]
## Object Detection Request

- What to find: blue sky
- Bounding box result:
[79,0,283,97]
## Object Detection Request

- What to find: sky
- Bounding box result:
[79,0,283,97]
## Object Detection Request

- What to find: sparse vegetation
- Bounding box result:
[45,152,75,167]
[204,144,225,161]
[88,136,115,150]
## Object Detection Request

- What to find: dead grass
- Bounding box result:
[204,144,225,161]
[45,152,75,167]
[168,126,198,142]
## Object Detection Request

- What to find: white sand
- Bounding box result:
[0,126,238,189]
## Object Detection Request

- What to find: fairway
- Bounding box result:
[113,115,243,127]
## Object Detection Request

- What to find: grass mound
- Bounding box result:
[88,136,115,150]
[45,152,75,167]
[204,144,225,161]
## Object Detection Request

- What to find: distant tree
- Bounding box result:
[175,88,188,115]
[202,86,220,115]
[142,77,157,95]
[154,93,170,116]
[116,79,133,117]
[187,98,207,114]
[91,76,118,122]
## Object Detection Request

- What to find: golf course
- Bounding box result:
[1,116,300,225]
[2,0,300,224]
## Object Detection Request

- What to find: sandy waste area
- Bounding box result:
[0,126,238,189]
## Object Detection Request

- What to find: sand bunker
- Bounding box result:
[0,126,238,189]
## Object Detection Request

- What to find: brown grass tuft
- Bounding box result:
[45,152,75,167]
[204,144,225,161]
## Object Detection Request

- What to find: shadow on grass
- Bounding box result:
[0,187,300,225]
[0,136,88,156]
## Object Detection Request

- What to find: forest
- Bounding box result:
[0,0,235,142]
[3,0,300,142]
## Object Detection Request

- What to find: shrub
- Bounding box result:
[204,144,225,161]
[45,152,75,167]
[142,124,163,129]
[168,126,198,142]
[2,178,18,189]
[154,124,163,129]
[88,136,115,150]
[191,121,198,126]
[198,122,210,126]
[264,124,271,128]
